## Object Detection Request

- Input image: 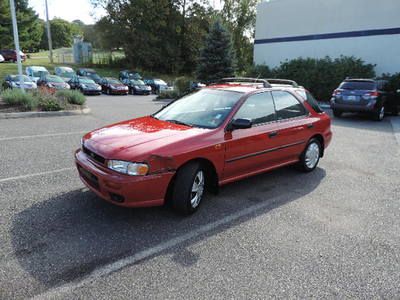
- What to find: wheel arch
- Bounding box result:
[309,134,325,157]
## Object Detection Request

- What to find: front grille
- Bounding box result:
[82,145,106,165]
[78,165,100,191]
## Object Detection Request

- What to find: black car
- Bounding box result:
[76,68,103,84]
[119,70,142,81]
[330,79,399,121]
[121,78,151,95]
[2,75,37,90]
[68,76,102,95]
[144,78,171,94]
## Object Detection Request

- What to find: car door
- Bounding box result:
[271,91,314,162]
[223,92,282,180]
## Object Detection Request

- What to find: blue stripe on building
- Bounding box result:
[254,27,400,44]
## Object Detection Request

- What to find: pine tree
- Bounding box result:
[197,19,236,82]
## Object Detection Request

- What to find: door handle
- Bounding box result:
[268,131,278,138]
[306,124,314,129]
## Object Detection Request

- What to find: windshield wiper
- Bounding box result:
[165,119,194,127]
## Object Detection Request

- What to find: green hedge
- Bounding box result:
[1,89,39,110]
[247,56,376,101]
[55,90,86,105]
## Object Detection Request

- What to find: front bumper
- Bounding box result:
[83,89,102,95]
[75,149,175,207]
[110,89,129,95]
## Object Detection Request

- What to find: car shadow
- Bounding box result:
[330,112,397,133]
[11,166,326,294]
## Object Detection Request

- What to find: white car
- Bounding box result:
[0,54,4,63]
[54,66,75,82]
[26,66,50,83]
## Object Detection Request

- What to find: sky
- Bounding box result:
[29,0,223,25]
[29,0,106,24]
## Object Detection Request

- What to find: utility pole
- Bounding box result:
[45,0,53,63]
[9,0,24,91]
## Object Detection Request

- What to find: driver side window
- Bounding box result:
[234,92,276,125]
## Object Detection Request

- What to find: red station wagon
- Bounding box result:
[76,78,332,214]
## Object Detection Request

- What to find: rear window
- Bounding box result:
[339,81,376,90]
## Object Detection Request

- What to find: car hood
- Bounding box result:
[83,116,210,160]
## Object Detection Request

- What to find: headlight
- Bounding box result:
[97,85,102,90]
[81,84,87,89]
[110,85,116,89]
[65,83,70,89]
[134,85,139,89]
[48,83,54,88]
[107,160,149,176]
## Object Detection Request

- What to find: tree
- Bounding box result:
[0,0,43,51]
[221,0,260,72]
[197,19,235,82]
[40,18,83,49]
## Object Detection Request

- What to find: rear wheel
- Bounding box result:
[333,109,342,118]
[373,105,385,121]
[298,139,322,172]
[172,162,206,215]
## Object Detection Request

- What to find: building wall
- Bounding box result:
[254,0,400,74]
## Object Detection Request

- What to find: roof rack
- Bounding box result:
[218,77,272,88]
[265,78,299,88]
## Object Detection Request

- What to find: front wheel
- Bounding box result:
[298,139,322,172]
[172,162,206,215]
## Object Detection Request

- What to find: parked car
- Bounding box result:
[144,78,172,94]
[26,66,49,83]
[119,70,142,81]
[76,68,103,84]
[0,49,26,62]
[37,74,70,91]
[68,76,102,95]
[330,78,399,121]
[2,75,37,90]
[55,66,75,82]
[0,54,4,63]
[100,78,129,95]
[76,77,332,215]
[122,78,151,95]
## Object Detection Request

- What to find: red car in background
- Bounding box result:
[100,77,129,95]
[76,78,332,215]
[0,49,26,62]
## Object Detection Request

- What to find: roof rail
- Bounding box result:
[265,78,299,88]
[218,77,272,88]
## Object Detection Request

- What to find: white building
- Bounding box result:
[254,0,400,75]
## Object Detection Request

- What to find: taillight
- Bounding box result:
[333,89,342,96]
[369,91,379,97]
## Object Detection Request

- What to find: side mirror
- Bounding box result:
[229,118,252,131]
[396,89,400,94]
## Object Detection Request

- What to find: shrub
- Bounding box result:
[35,89,66,111]
[174,76,193,95]
[157,90,180,100]
[55,90,86,105]
[0,89,38,110]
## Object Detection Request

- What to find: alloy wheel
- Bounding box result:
[305,142,320,169]
[190,170,205,208]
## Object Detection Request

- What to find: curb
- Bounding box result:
[389,117,400,148]
[0,107,91,119]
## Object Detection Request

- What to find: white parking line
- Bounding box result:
[0,167,75,184]
[33,193,291,299]
[0,131,87,142]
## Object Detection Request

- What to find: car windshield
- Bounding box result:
[80,78,96,84]
[89,74,101,80]
[132,80,145,85]
[154,89,243,129]
[32,70,49,77]
[46,76,64,83]
[128,73,141,79]
[108,79,121,84]
[154,79,167,85]
[339,81,376,90]
[11,75,32,82]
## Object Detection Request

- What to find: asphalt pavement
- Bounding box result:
[0,95,399,299]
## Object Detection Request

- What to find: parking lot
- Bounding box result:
[0,95,399,299]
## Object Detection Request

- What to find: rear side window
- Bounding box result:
[235,92,276,125]
[339,81,376,90]
[305,91,323,113]
[272,91,306,120]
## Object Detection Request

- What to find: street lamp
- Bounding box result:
[45,0,53,63]
[9,0,24,91]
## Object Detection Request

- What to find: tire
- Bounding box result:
[107,88,111,95]
[333,109,342,118]
[171,162,206,215]
[298,138,322,172]
[373,105,385,121]
[391,105,399,116]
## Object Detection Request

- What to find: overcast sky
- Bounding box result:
[29,0,223,25]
